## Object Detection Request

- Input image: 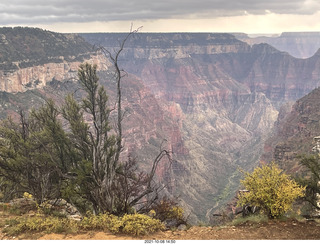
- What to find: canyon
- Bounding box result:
[1,28,320,222]
[261,87,320,174]
[236,32,320,59]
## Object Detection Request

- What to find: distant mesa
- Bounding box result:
[235,31,320,58]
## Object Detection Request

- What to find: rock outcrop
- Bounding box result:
[0,54,109,93]
[0,27,109,93]
[261,87,320,173]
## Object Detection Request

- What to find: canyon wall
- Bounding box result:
[235,32,320,59]
[0,53,109,92]
[261,87,320,174]
[0,27,109,93]
[2,29,320,222]
[81,32,320,221]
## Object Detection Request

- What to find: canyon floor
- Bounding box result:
[1,217,320,240]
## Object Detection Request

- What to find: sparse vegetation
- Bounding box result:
[231,213,268,226]
[1,209,164,236]
[149,197,187,226]
[3,216,76,236]
[0,27,93,70]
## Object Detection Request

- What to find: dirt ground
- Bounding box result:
[1,218,320,240]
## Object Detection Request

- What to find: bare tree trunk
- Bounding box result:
[99,27,141,213]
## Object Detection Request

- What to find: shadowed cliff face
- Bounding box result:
[2,30,320,222]
[261,87,320,175]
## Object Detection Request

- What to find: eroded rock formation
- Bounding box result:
[2,29,320,222]
[261,87,320,174]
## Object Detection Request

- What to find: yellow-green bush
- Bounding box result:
[80,212,122,233]
[23,192,33,199]
[3,212,165,236]
[166,206,184,221]
[4,216,78,235]
[80,213,164,235]
[237,162,305,218]
[120,213,165,236]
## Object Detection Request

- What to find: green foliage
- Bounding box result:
[80,212,122,233]
[61,63,119,214]
[3,213,164,237]
[80,212,165,236]
[297,154,320,211]
[0,101,74,203]
[237,162,305,218]
[3,216,78,236]
[231,213,268,226]
[0,61,177,219]
[120,213,165,236]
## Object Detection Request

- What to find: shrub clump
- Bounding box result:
[3,213,165,236]
[237,162,305,218]
[4,216,78,235]
[150,197,187,227]
[120,213,165,236]
[80,212,122,233]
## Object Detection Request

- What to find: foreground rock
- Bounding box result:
[7,198,81,220]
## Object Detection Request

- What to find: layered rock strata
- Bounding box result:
[235,32,320,59]
[2,30,320,222]
[0,27,108,93]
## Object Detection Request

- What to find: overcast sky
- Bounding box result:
[1,0,320,33]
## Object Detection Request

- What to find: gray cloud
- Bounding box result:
[0,0,319,25]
